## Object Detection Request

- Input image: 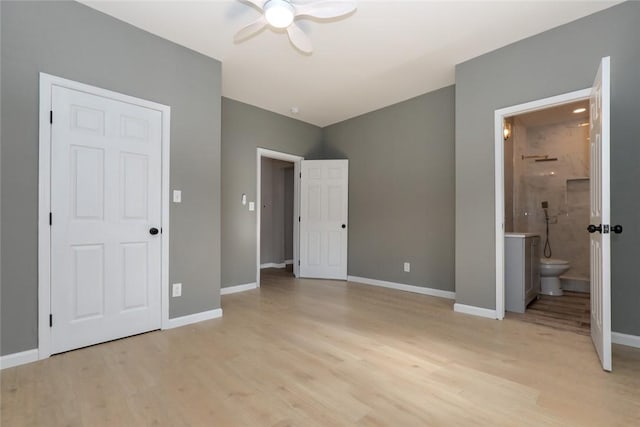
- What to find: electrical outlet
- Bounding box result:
[404,262,410,272]
[172,283,182,297]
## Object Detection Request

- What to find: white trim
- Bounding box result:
[165,309,223,329]
[256,148,303,288]
[347,275,456,300]
[38,74,53,360]
[612,332,640,349]
[221,282,258,295]
[0,349,39,370]
[453,303,498,319]
[260,262,286,269]
[493,88,591,321]
[38,73,171,359]
[160,93,172,331]
[293,161,300,278]
[285,259,293,265]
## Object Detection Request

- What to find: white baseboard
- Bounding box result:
[347,275,456,300]
[453,303,498,319]
[0,349,39,370]
[221,282,257,295]
[284,259,293,265]
[260,262,286,269]
[612,332,640,349]
[164,308,223,330]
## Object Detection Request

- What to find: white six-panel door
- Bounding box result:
[50,86,162,354]
[589,56,611,372]
[299,160,348,280]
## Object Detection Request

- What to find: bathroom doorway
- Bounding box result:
[255,148,303,289]
[502,100,591,334]
[260,157,296,279]
[495,89,591,319]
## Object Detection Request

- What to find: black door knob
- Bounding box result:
[341,224,346,229]
[587,224,602,234]
[612,225,623,234]
[149,227,159,235]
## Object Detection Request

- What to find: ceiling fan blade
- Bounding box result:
[294,1,357,19]
[234,16,268,42]
[238,0,265,12]
[287,23,313,53]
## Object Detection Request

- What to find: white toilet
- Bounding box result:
[539,258,570,296]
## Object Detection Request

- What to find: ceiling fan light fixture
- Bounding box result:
[264,0,295,29]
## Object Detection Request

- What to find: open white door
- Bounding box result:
[588,56,611,371]
[299,160,348,280]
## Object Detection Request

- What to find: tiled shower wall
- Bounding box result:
[509,117,590,279]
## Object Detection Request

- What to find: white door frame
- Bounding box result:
[38,73,171,359]
[494,88,590,320]
[256,148,303,287]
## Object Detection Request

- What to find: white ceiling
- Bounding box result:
[81,0,619,127]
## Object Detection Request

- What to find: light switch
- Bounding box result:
[172,283,182,297]
[249,202,255,211]
[173,190,182,203]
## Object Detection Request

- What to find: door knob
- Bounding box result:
[612,224,623,234]
[149,227,159,235]
[341,224,346,229]
[587,224,602,234]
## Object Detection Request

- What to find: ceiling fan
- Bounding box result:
[234,0,357,53]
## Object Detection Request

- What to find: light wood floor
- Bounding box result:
[2,269,639,426]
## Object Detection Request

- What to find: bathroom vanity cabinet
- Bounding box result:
[505,233,541,313]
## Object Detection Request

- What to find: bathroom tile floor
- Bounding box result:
[508,291,591,335]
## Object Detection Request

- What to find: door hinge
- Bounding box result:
[603,224,610,234]
[49,110,53,124]
[298,216,301,222]
[298,260,300,266]
[49,212,52,226]
[49,314,53,327]
[299,172,302,178]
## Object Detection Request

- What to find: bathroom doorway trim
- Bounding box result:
[493,88,590,319]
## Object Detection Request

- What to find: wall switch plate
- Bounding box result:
[404,262,411,272]
[172,283,182,297]
[173,190,182,203]
[249,202,255,211]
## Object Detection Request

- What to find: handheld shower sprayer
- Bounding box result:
[541,201,552,258]
[542,200,550,221]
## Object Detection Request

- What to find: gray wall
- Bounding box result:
[260,157,275,264]
[221,98,323,288]
[260,158,294,265]
[323,86,455,292]
[504,120,514,232]
[1,1,222,355]
[455,2,640,334]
